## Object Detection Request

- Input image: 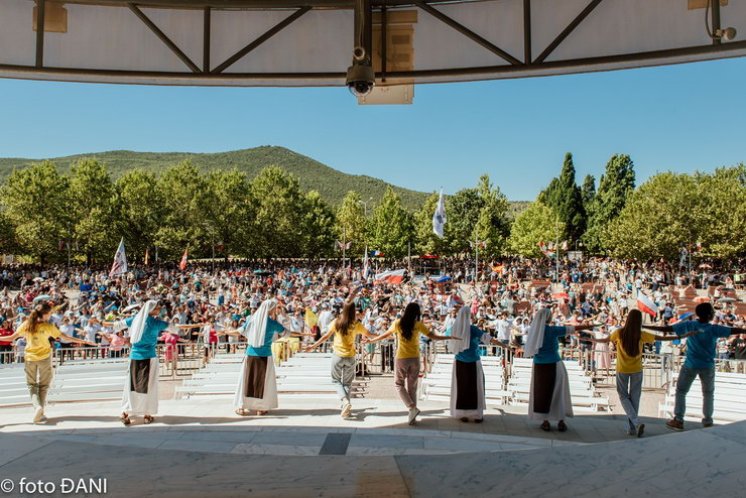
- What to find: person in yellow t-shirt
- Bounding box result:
[368,302,458,425]
[306,299,376,419]
[4,302,92,424]
[580,309,682,437]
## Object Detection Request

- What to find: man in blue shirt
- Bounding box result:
[647,303,745,430]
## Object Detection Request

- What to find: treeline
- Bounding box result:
[0,155,743,264]
[511,153,746,262]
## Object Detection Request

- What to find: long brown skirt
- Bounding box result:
[455,360,478,410]
[130,359,151,394]
[531,362,557,414]
[245,356,268,399]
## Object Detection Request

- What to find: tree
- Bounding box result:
[203,169,254,260]
[443,188,482,254]
[414,192,448,256]
[583,154,635,253]
[116,169,164,262]
[250,166,306,258]
[508,202,564,258]
[0,161,70,264]
[335,191,368,258]
[694,165,746,260]
[155,161,209,259]
[473,175,510,256]
[539,153,586,242]
[604,172,699,260]
[68,159,119,264]
[581,174,596,211]
[301,191,337,258]
[369,186,413,259]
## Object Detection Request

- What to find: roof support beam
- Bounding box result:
[534,0,604,64]
[35,0,46,68]
[211,6,311,74]
[523,0,531,64]
[414,0,522,66]
[710,0,721,46]
[128,3,202,73]
[3,39,746,82]
[203,7,211,72]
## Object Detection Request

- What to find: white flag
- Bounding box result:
[109,238,128,278]
[432,189,446,238]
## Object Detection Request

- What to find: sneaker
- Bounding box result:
[33,407,44,424]
[408,407,421,425]
[341,401,352,419]
[637,423,645,438]
[702,421,714,428]
[666,419,684,431]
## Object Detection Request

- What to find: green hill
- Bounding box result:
[0,146,530,212]
[0,146,433,210]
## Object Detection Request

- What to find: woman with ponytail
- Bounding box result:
[4,302,92,423]
[581,309,682,436]
[306,296,377,419]
[368,302,458,425]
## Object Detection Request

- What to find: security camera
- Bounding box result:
[352,46,367,62]
[716,27,737,41]
[346,62,375,97]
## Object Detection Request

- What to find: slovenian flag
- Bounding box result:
[109,238,128,278]
[432,189,446,238]
[637,292,659,317]
[375,269,406,284]
[430,275,452,283]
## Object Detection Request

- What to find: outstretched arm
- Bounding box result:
[576,332,610,344]
[430,333,461,341]
[305,329,335,351]
[643,325,674,333]
[366,329,393,344]
[59,332,96,346]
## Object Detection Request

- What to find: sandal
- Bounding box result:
[557,420,568,432]
[256,410,269,416]
[474,418,484,424]
[460,417,469,423]
[143,415,155,424]
[540,421,551,432]
[235,409,250,416]
[120,413,131,426]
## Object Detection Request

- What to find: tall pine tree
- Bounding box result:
[584,154,636,253]
[538,153,586,242]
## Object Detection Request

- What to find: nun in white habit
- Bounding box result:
[524,307,592,432]
[111,300,170,425]
[448,306,491,422]
[232,299,291,416]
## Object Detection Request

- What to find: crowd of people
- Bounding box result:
[1,256,745,432]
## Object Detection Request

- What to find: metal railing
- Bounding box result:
[0,342,221,379]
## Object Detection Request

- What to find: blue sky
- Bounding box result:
[1,56,745,200]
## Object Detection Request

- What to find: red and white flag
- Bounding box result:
[179,248,188,271]
[637,293,659,317]
[374,269,406,284]
[109,238,128,278]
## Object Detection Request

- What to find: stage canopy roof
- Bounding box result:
[1,0,744,88]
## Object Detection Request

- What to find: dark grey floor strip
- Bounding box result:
[318,433,352,455]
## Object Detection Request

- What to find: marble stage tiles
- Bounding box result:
[2,424,745,497]
[2,397,745,497]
